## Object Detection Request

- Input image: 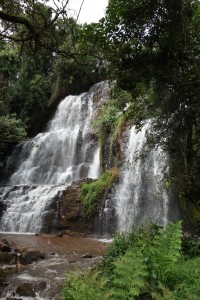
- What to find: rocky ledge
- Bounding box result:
[41,179,97,234]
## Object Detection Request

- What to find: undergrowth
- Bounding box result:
[62,221,200,300]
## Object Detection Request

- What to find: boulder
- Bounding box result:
[16,282,36,297]
[1,237,9,245]
[0,252,17,264]
[0,242,11,252]
[19,250,46,265]
[35,280,47,292]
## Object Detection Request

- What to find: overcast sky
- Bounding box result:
[69,0,109,23]
[49,0,108,24]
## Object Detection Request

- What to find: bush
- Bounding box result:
[182,235,200,259]
[81,168,119,215]
[0,115,27,165]
[164,257,200,299]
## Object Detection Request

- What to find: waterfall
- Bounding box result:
[0,81,179,235]
[0,83,105,233]
[114,121,169,233]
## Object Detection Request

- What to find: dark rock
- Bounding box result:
[19,250,46,264]
[35,280,47,292]
[0,252,17,264]
[16,282,36,297]
[56,231,63,237]
[0,242,11,252]
[0,281,9,286]
[42,179,96,234]
[14,247,27,254]
[1,237,9,245]
[0,201,6,218]
[81,253,92,258]
[7,299,22,300]
[6,298,22,300]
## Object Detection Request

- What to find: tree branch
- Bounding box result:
[0,11,35,33]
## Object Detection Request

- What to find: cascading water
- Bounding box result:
[115,121,169,232]
[0,83,106,233]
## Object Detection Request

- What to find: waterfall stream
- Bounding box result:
[115,122,169,232]
[0,83,104,233]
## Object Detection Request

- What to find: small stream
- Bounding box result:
[0,234,109,299]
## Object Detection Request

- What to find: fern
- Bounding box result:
[62,268,113,300]
[149,221,183,281]
[111,248,148,299]
[152,284,176,300]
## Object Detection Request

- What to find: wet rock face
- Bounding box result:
[16,282,36,297]
[42,179,96,234]
[0,252,17,264]
[15,280,47,298]
[19,250,46,265]
[0,200,7,218]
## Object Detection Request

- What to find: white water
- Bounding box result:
[115,122,169,232]
[0,86,102,233]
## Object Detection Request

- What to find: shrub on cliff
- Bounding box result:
[81,168,119,216]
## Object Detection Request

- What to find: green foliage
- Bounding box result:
[81,168,119,216]
[0,115,27,165]
[112,248,148,299]
[164,257,200,299]
[62,268,112,300]
[0,267,7,278]
[152,284,176,300]
[0,0,71,55]
[94,101,120,129]
[93,88,130,170]
[102,223,159,277]
[149,221,182,281]
[62,222,193,300]
[182,235,200,259]
[9,71,50,129]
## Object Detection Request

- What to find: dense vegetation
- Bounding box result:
[62,222,200,299]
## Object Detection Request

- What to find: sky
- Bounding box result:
[49,0,109,24]
[68,0,108,23]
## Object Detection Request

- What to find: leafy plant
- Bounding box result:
[148,221,182,281]
[112,248,148,299]
[0,115,27,165]
[182,235,200,259]
[81,168,119,215]
[164,257,200,299]
[62,268,112,300]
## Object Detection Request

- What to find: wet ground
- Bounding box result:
[0,234,110,299]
